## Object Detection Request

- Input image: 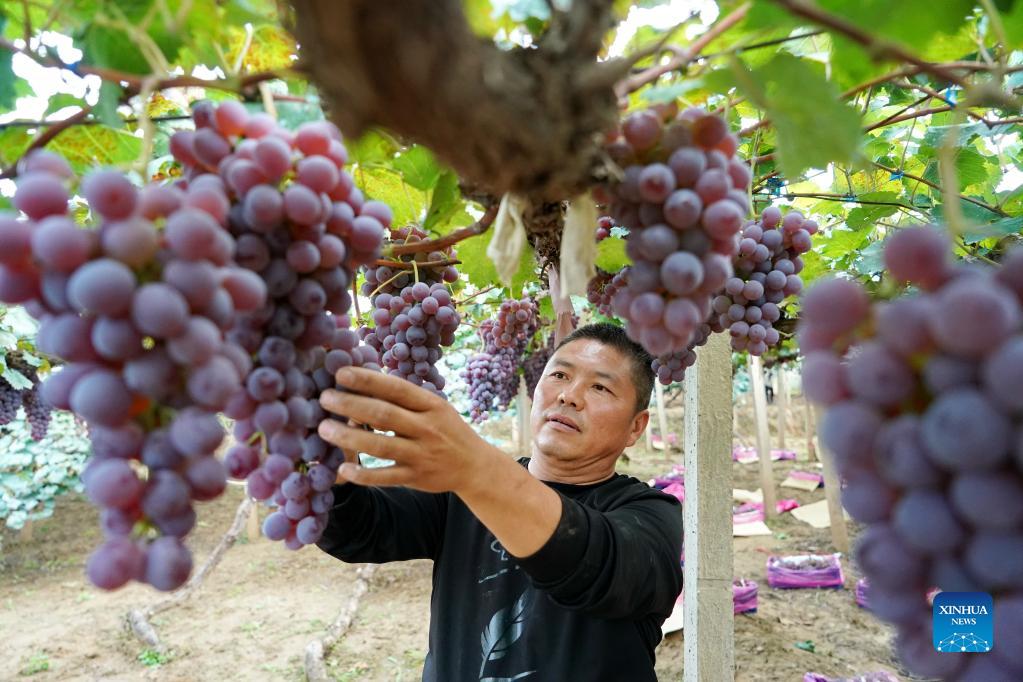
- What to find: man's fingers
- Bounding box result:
[318,419,416,463]
[337,462,414,488]
[319,389,422,436]
[333,367,439,412]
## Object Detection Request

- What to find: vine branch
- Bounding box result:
[389,205,499,256]
[615,2,751,97]
[872,161,1007,216]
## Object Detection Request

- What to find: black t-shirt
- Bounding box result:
[317,457,684,682]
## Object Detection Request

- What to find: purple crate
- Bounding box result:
[767,554,845,589]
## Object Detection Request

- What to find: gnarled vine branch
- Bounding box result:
[288,0,626,201]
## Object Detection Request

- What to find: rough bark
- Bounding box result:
[289,0,624,201]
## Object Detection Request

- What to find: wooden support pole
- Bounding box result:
[518,377,530,456]
[816,412,850,554]
[749,356,778,518]
[682,333,734,682]
[776,367,788,450]
[655,381,670,451]
[803,398,817,463]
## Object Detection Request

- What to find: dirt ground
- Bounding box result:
[1,402,921,682]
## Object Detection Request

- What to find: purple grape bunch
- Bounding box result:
[167,103,386,554]
[0,101,390,590]
[799,226,1023,680]
[0,352,52,438]
[586,268,626,318]
[358,226,462,397]
[713,206,817,355]
[0,143,267,592]
[594,106,752,358]
[463,313,538,422]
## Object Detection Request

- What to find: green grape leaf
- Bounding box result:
[95,81,123,129]
[46,123,143,171]
[734,54,862,178]
[356,167,427,227]
[845,192,899,229]
[962,217,1023,244]
[348,129,399,166]
[424,171,463,233]
[393,145,442,192]
[595,237,629,273]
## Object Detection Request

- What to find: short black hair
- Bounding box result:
[555,323,654,414]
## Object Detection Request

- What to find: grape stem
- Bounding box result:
[768,0,968,87]
[373,258,461,270]
[388,205,499,256]
[365,270,410,300]
[454,285,498,307]
[614,2,751,97]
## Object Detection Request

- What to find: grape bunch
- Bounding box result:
[799,226,1023,680]
[595,215,614,242]
[371,282,461,396]
[524,334,555,397]
[0,378,21,424]
[167,103,385,553]
[463,313,538,422]
[1,146,264,591]
[712,206,816,355]
[0,351,52,438]
[586,268,625,318]
[492,297,538,349]
[594,106,751,357]
[359,226,461,397]
[0,101,392,589]
[651,321,712,385]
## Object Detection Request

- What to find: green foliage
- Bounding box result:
[0,409,91,530]
[18,653,50,676]
[137,648,172,667]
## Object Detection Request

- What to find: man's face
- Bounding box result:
[530,339,648,462]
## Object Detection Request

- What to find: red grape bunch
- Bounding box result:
[492,297,539,349]
[167,102,387,553]
[799,226,1023,680]
[463,312,538,422]
[586,268,626,318]
[650,321,712,386]
[595,215,614,241]
[524,333,556,398]
[594,106,752,357]
[713,206,817,355]
[0,144,268,592]
[359,226,462,397]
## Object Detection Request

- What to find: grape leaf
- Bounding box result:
[0,15,15,110]
[357,167,427,227]
[424,171,462,233]
[733,54,862,178]
[595,237,629,273]
[393,146,441,191]
[46,123,142,171]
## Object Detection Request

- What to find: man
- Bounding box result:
[316,323,684,681]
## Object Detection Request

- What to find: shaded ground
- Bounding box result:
[2,405,919,681]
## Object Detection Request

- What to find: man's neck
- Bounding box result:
[526,451,618,485]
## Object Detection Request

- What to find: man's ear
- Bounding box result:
[624,409,650,448]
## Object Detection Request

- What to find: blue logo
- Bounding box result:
[932,592,993,653]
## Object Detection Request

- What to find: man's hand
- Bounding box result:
[318,367,499,494]
[318,366,564,558]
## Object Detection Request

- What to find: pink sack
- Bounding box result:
[855,578,869,609]
[803,673,899,682]
[661,482,685,504]
[733,579,758,614]
[767,554,845,589]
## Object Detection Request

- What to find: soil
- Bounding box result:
[1,403,923,682]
